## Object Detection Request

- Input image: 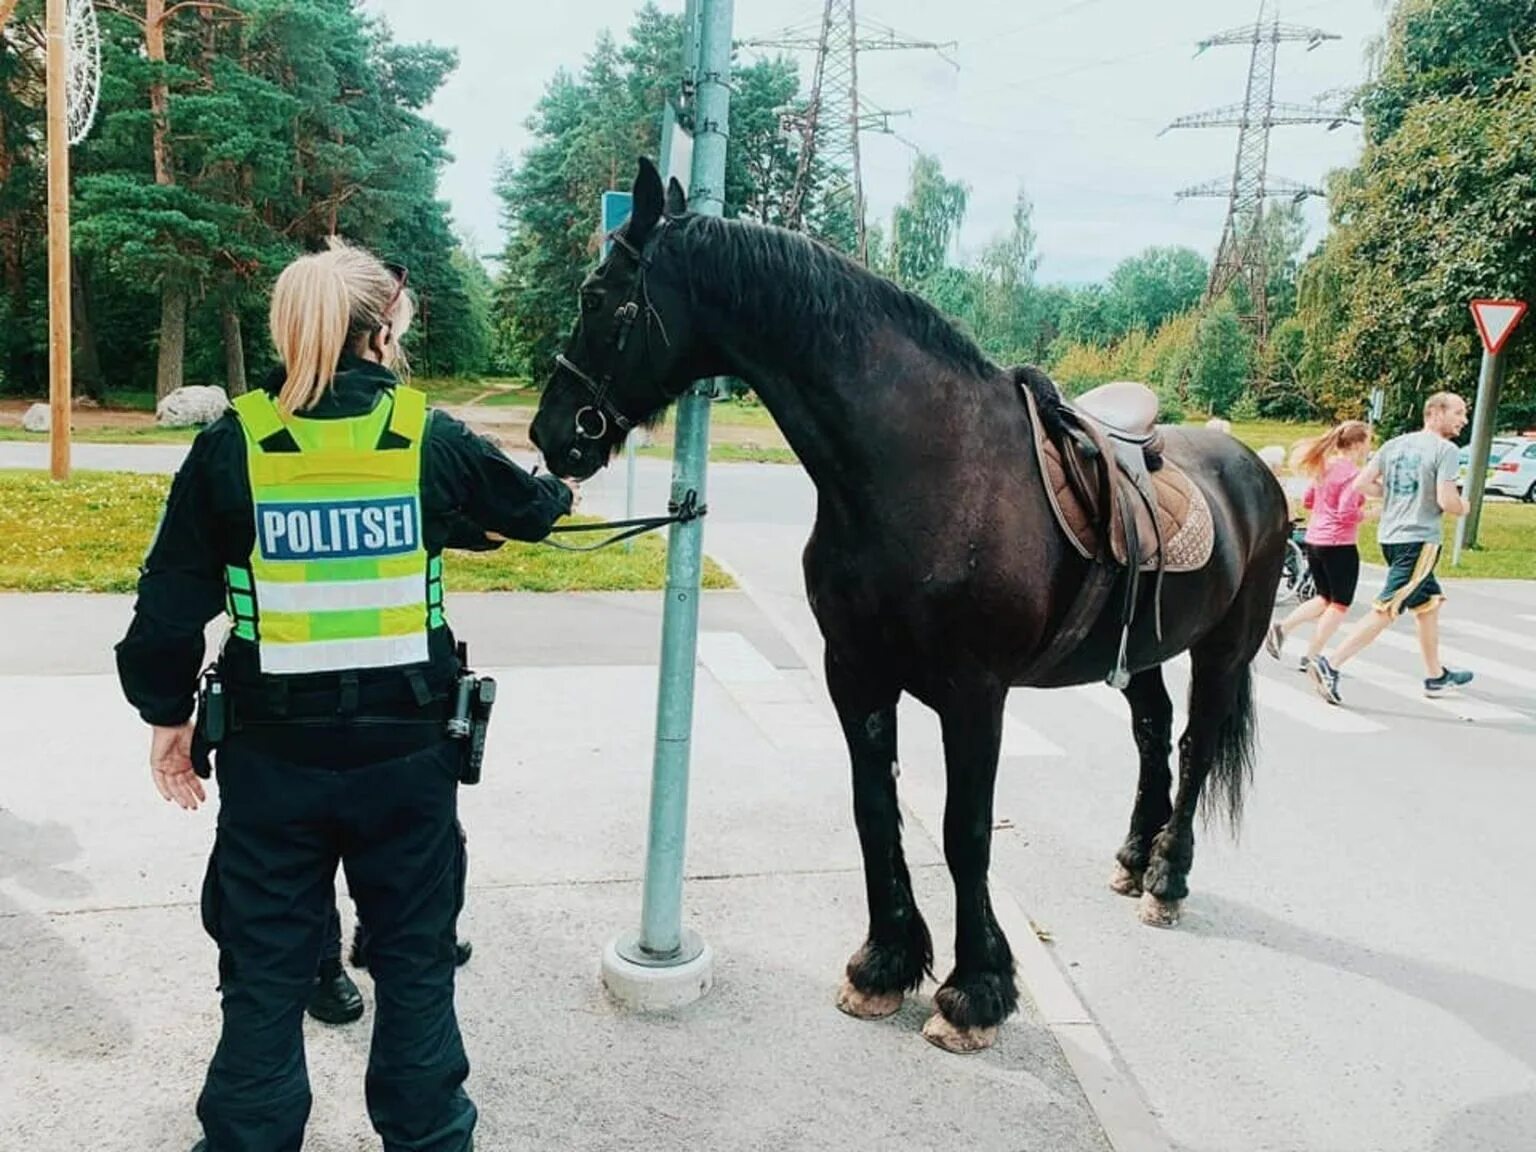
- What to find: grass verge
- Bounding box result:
[1357,501,1536,581]
[0,470,732,593]
[639,443,799,465]
[0,426,200,445]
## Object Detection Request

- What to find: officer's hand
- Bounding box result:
[150,723,205,811]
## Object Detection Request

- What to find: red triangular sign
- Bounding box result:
[1471,299,1528,355]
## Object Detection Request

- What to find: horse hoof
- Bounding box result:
[836,979,903,1020]
[1138,892,1182,928]
[921,1012,997,1054]
[1109,862,1143,897]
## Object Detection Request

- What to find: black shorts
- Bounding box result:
[1373,541,1445,618]
[1303,543,1360,607]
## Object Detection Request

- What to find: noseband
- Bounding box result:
[554,221,677,444]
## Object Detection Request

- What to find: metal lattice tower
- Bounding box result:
[741,2,955,262]
[1162,0,1353,343]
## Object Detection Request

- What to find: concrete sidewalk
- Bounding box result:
[0,592,1117,1151]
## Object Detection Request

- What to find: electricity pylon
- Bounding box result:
[1163,0,1353,343]
[741,1,956,261]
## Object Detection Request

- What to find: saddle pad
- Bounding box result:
[1027,393,1214,574]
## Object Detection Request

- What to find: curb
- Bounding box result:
[710,550,1173,1152]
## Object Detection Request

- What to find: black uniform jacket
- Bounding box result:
[115,357,572,726]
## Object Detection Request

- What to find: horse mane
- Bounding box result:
[1009,363,1073,443]
[670,214,999,382]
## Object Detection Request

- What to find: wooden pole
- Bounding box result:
[46,0,71,480]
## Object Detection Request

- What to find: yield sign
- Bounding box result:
[1471,299,1528,355]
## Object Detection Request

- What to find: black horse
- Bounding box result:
[531,159,1289,1053]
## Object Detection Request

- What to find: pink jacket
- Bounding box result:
[1303,458,1366,546]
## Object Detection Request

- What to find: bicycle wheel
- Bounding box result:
[1276,539,1305,606]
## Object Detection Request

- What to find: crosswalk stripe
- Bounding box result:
[1169,654,1389,736]
[900,696,1065,759]
[1345,656,1527,724]
[1060,658,1384,738]
[1444,618,1536,656]
[1372,630,1536,694]
[1063,682,1190,736]
[1251,669,1387,733]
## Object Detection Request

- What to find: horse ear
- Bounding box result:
[629,157,665,242]
[665,177,688,217]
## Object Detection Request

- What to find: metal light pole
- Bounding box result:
[1458,299,1527,561]
[46,0,72,480]
[1460,352,1505,552]
[601,0,732,1010]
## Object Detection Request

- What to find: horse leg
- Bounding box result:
[827,648,933,1020]
[1110,666,1174,899]
[923,685,1017,1053]
[1139,629,1259,929]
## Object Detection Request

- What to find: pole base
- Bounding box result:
[601,929,713,1011]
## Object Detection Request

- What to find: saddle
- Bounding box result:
[1013,370,1214,688]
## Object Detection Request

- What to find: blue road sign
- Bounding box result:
[601,191,633,258]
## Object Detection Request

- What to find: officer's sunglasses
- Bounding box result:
[383,261,409,313]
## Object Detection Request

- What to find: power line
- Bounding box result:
[907,0,1346,108]
[984,0,1116,45]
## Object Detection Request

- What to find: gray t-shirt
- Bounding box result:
[1374,430,1460,544]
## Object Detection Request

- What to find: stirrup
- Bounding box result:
[1107,626,1132,691]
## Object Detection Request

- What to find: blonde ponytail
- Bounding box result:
[270,256,351,414]
[268,239,414,415]
[1295,419,1370,480]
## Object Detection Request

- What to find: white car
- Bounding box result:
[1461,436,1536,502]
[1487,437,1536,502]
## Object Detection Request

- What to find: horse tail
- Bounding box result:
[1200,659,1257,831]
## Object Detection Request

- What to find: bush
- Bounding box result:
[1188,305,1252,417]
[1154,386,1187,424]
[1229,392,1261,422]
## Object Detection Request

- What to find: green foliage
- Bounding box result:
[1294,0,1536,431]
[1,0,489,399]
[1254,316,1317,420]
[1049,249,1208,351]
[1105,247,1209,336]
[1188,305,1253,417]
[890,153,969,287]
[1045,309,1198,421]
[1363,0,1536,144]
[492,6,851,379]
[1228,392,1262,423]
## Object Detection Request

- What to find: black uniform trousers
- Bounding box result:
[197,727,475,1152]
[320,900,344,967]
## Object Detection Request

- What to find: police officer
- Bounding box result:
[115,239,574,1152]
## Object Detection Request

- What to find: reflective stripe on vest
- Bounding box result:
[225,386,442,675]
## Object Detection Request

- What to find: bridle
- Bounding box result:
[553,219,680,444]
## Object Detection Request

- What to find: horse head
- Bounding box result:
[530,157,697,480]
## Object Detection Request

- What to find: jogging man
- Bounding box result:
[1310,391,1475,705]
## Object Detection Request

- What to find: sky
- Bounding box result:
[363,0,1391,284]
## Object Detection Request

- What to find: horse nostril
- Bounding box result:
[568,447,582,463]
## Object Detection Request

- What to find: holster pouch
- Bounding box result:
[192,667,226,780]
[446,644,495,785]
